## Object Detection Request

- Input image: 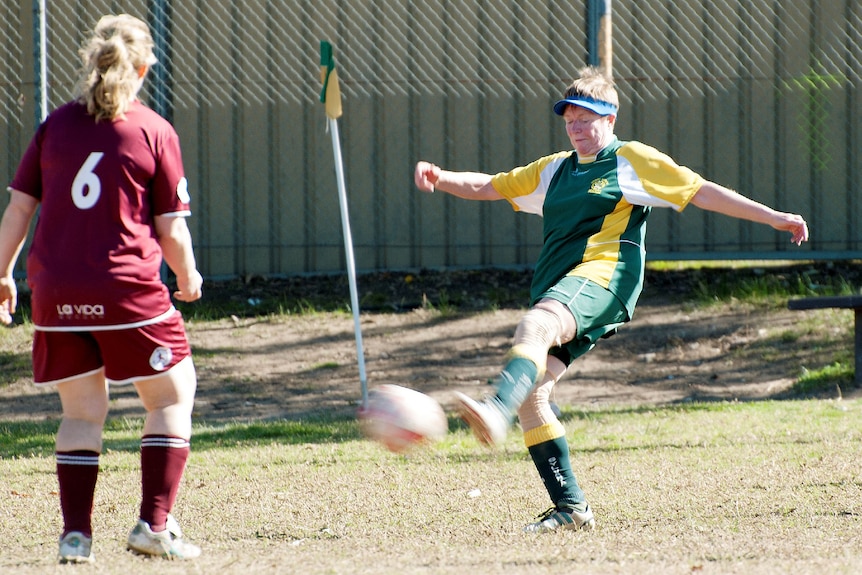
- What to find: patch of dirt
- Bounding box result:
[1,263,860,422]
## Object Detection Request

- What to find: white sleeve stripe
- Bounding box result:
[617,156,686,211]
[510,156,568,216]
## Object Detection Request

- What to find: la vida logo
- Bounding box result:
[57,304,105,318]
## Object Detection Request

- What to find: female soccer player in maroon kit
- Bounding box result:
[0,14,202,563]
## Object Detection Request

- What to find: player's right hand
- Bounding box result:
[414,161,440,193]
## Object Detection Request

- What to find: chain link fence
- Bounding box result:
[3,0,861,280]
[0,3,25,186]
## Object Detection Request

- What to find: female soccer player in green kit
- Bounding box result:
[414,66,809,533]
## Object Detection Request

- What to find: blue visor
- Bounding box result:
[553,96,618,116]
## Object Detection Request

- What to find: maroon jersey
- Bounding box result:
[9,100,191,329]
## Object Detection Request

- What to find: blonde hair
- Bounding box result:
[76,14,158,122]
[563,66,619,110]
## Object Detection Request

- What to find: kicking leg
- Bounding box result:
[457,298,576,446]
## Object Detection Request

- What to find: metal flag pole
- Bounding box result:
[586,0,613,77]
[319,40,368,409]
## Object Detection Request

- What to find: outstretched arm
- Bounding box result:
[414,161,504,201]
[0,190,39,324]
[689,181,809,245]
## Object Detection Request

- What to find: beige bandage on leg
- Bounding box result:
[518,355,568,443]
[514,299,576,444]
[518,355,566,433]
[510,298,577,378]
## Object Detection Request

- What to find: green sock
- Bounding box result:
[494,356,539,413]
[527,435,586,512]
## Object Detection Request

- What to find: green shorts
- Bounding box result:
[535,275,628,366]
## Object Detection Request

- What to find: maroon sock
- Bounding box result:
[139,435,190,532]
[56,451,100,538]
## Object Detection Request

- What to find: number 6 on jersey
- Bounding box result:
[72,151,104,209]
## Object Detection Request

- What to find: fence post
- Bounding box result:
[586,0,613,77]
[33,0,47,125]
[148,0,172,121]
[148,0,173,286]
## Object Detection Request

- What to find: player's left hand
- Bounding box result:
[772,213,809,245]
[174,269,203,302]
[0,275,17,325]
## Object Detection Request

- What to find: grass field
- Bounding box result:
[2,400,862,574]
[2,262,861,574]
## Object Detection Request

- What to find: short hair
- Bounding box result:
[76,14,157,122]
[563,66,619,111]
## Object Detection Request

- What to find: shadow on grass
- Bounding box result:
[0,414,370,459]
[553,395,854,422]
[0,420,58,458]
[0,350,32,386]
[2,385,856,460]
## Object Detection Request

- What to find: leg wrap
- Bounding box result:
[518,355,567,436]
[512,299,577,376]
[495,300,576,417]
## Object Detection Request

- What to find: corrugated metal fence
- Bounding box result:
[2,1,860,280]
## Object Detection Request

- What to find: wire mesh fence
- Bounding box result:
[3,0,860,280]
[0,3,25,186]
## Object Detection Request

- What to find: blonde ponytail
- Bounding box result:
[76,14,157,122]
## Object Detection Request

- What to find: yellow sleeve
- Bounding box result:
[489,151,571,216]
[615,141,703,212]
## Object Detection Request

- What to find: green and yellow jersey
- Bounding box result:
[490,137,703,318]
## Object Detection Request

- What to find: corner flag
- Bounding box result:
[318,40,367,408]
[319,40,342,120]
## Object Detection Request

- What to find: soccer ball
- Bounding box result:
[358,384,448,453]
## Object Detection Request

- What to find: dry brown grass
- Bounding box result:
[2,263,861,573]
[3,399,862,575]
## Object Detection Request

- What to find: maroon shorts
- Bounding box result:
[32,310,192,385]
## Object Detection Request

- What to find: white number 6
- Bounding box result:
[71,152,105,210]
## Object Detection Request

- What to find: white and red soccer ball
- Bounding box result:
[358,384,448,453]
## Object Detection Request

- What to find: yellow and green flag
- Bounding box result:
[319,40,342,119]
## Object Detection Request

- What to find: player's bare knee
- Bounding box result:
[134,357,197,413]
[58,396,109,425]
[56,417,105,452]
